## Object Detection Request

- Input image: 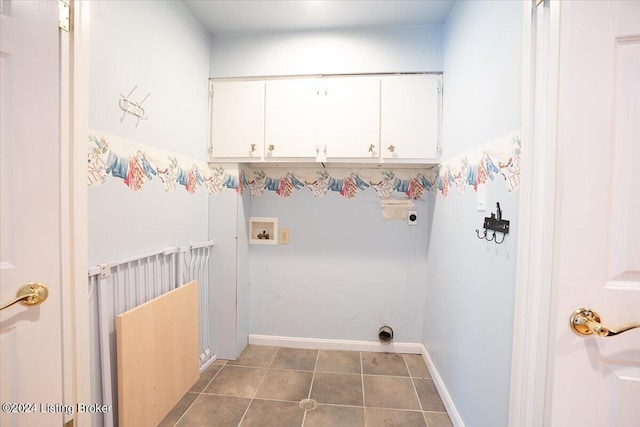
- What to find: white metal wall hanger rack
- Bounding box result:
[119,85,150,126]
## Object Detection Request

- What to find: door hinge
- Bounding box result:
[58,0,70,32]
[209,81,215,98]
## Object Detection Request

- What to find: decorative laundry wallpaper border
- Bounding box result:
[437,130,521,196]
[88,131,239,195]
[88,130,520,199]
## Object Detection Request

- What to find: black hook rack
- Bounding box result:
[476,202,510,244]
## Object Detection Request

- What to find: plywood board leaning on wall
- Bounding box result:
[117,280,199,426]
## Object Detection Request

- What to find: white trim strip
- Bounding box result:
[420,345,465,427]
[248,334,423,354]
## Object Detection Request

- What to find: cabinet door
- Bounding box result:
[381,75,440,161]
[210,81,265,160]
[321,77,381,160]
[265,79,319,159]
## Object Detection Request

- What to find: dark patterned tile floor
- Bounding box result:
[160,345,454,427]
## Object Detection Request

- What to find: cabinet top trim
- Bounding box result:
[209,72,442,83]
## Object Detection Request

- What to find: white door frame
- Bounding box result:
[60,1,91,425]
[62,1,567,426]
[509,0,562,425]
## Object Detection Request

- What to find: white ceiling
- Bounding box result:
[184,0,456,36]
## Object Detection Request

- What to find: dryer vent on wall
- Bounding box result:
[378,326,394,342]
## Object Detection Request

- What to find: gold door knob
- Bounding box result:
[268,144,275,152]
[570,308,640,337]
[369,144,375,153]
[0,282,49,311]
[250,144,256,152]
[388,145,396,153]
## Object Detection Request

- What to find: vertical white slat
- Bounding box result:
[198,248,205,360]
[113,266,120,316]
[197,248,205,359]
[203,246,211,362]
[170,252,176,289]
[153,254,159,299]
[163,254,169,294]
[197,248,208,359]
[124,263,131,312]
[135,259,141,306]
[128,262,135,311]
[96,275,115,427]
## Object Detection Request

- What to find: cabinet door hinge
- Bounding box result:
[58,0,70,32]
[209,81,215,98]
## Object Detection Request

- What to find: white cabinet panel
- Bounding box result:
[321,77,380,160]
[210,81,265,160]
[210,74,441,165]
[381,74,440,161]
[265,79,319,159]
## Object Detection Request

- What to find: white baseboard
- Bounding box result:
[248,334,423,354]
[199,355,217,373]
[421,345,465,427]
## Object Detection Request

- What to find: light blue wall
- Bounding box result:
[209,25,443,78]
[87,4,210,424]
[250,189,429,342]
[88,0,211,264]
[423,2,523,427]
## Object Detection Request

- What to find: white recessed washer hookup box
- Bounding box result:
[250,217,278,245]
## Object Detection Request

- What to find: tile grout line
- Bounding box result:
[301,349,321,427]
[171,362,226,427]
[403,354,428,427]
[191,390,446,414]
[360,351,367,422]
[224,364,412,379]
[236,347,280,427]
[199,361,227,392]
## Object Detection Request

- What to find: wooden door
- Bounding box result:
[0,1,65,426]
[548,1,640,426]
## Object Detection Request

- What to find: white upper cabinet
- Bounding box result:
[265,79,320,160]
[380,74,441,161]
[265,76,380,161]
[320,77,380,160]
[209,74,441,165]
[210,80,265,161]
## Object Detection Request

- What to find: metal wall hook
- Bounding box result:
[119,85,150,126]
[476,202,510,244]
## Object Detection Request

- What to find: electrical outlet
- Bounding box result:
[100,263,111,278]
[279,228,290,245]
[407,210,418,226]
